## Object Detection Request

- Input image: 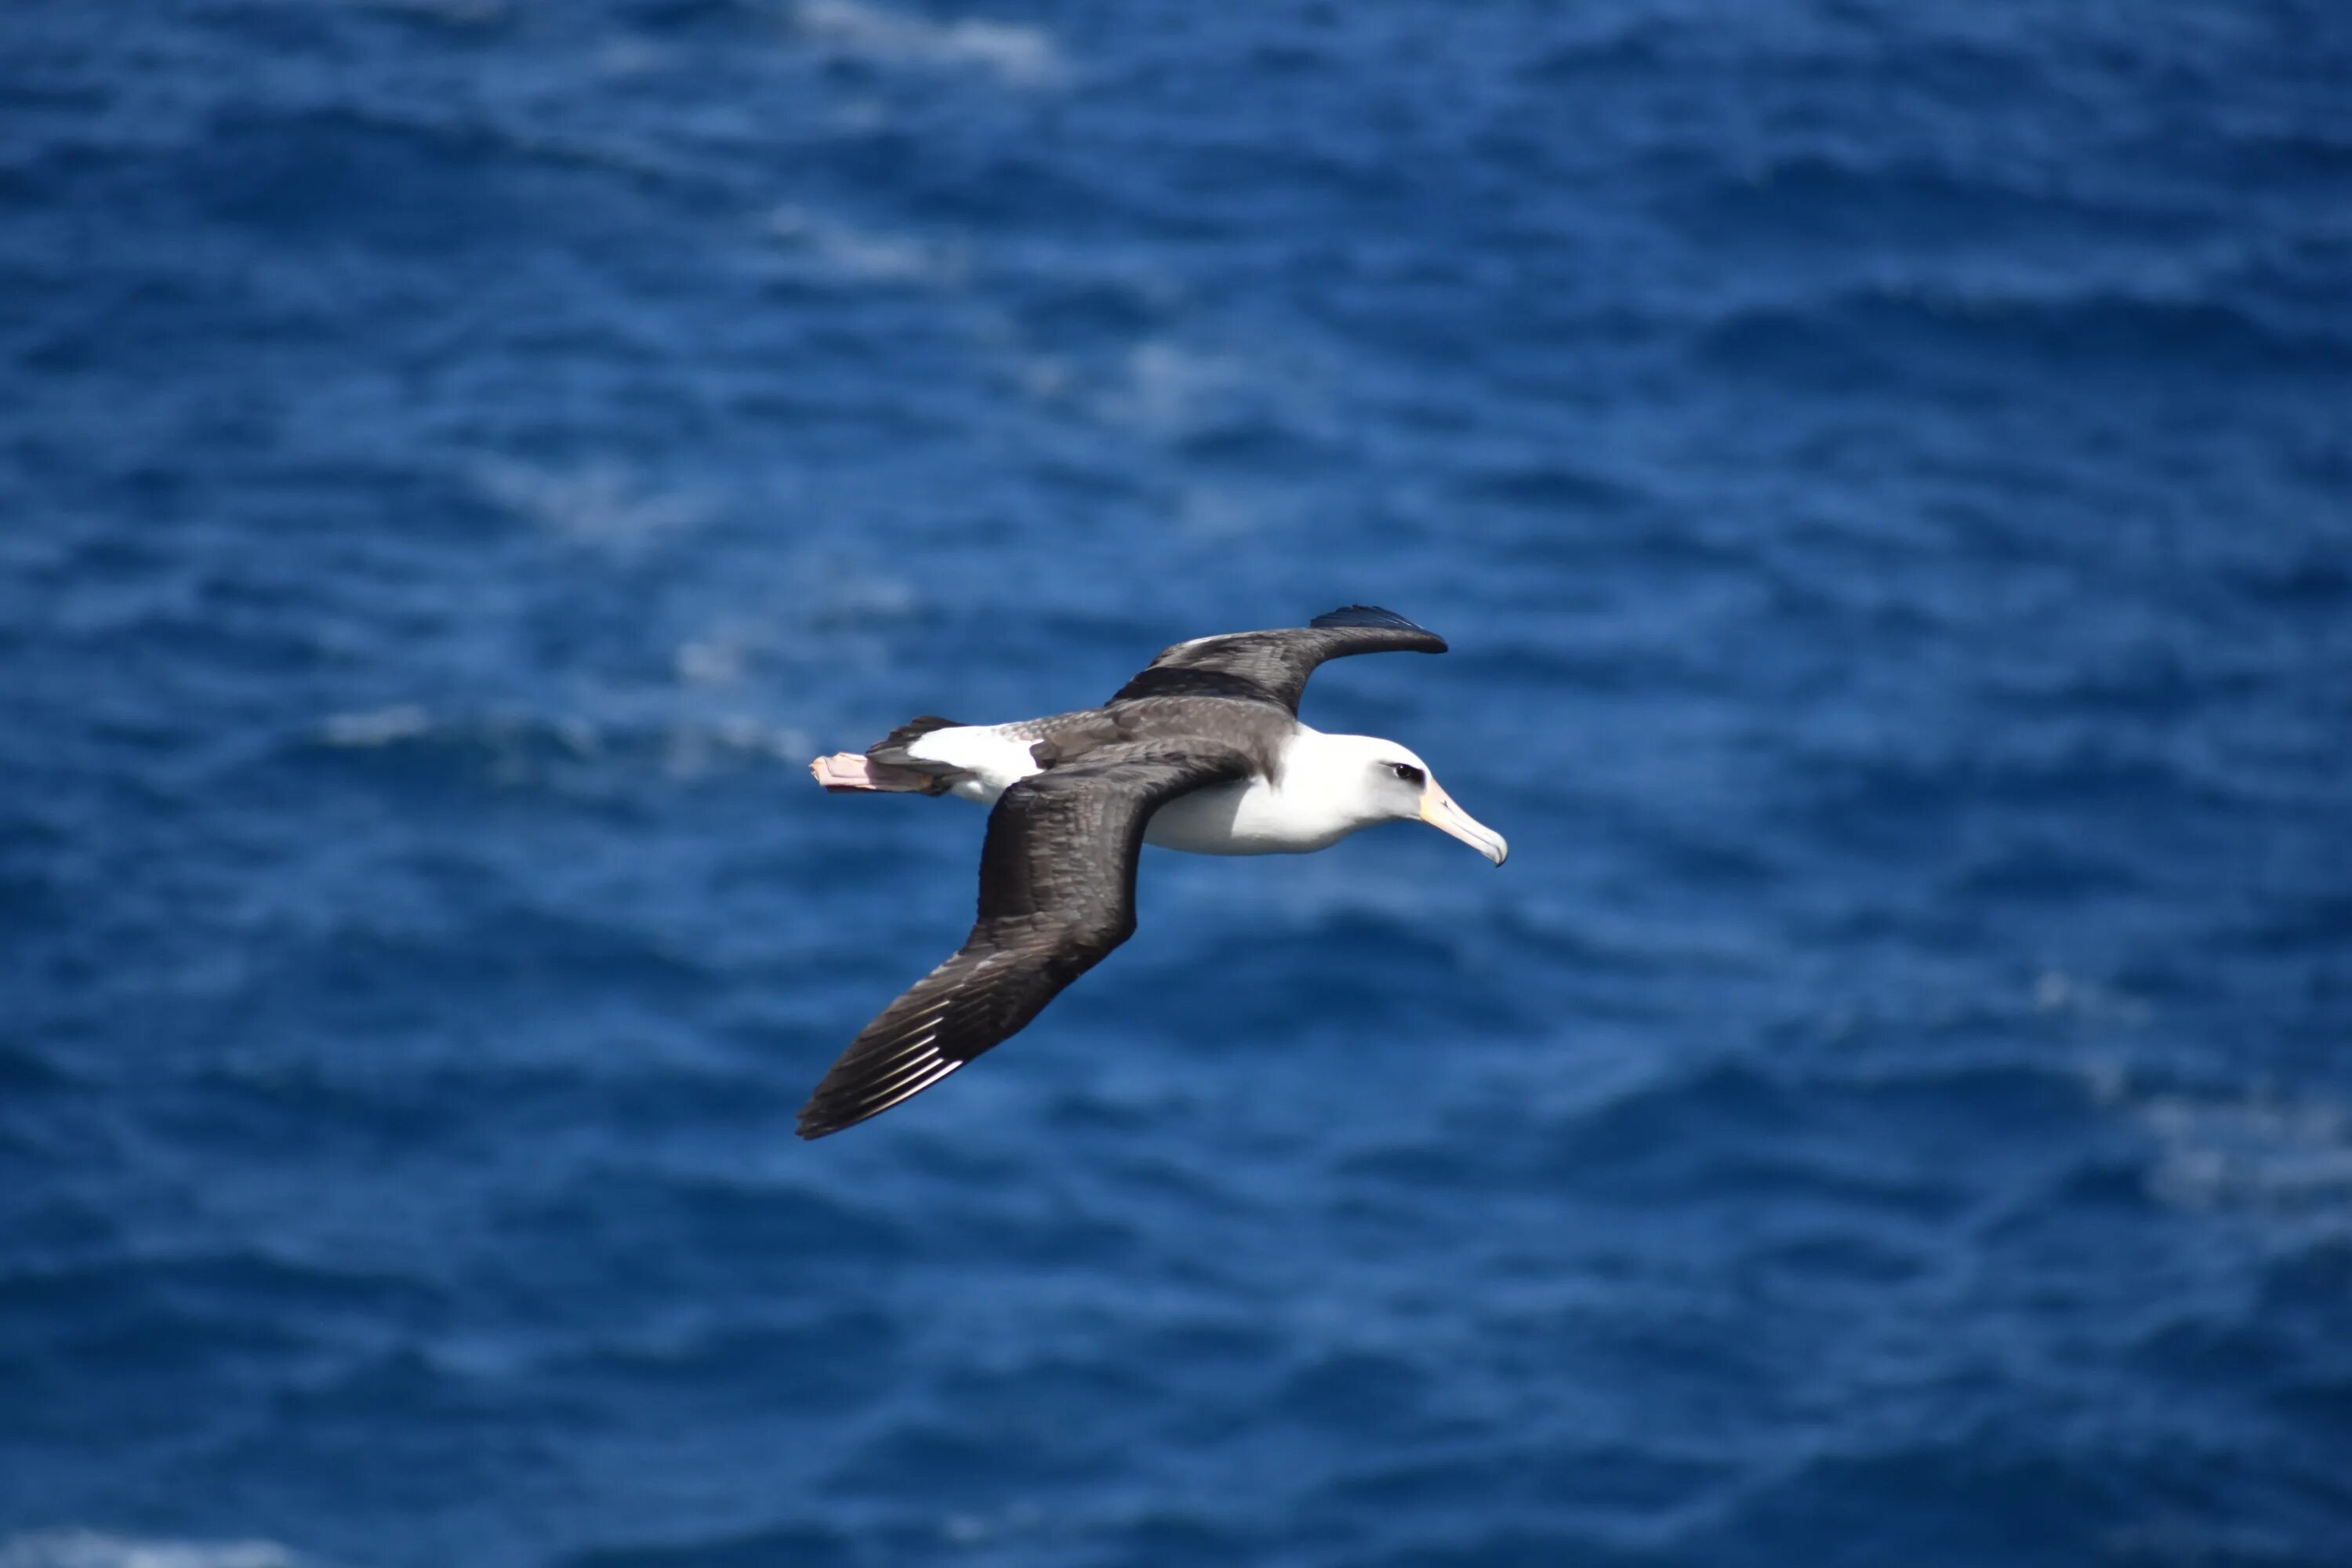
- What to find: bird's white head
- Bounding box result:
[1297,733,1510,866]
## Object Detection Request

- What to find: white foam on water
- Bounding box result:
[675,637,748,687]
[1172,484,1270,541]
[318,703,434,748]
[661,717,812,781]
[673,566,918,689]
[791,0,1065,87]
[2031,967,2152,1026]
[765,205,968,288]
[1094,341,1251,440]
[2141,1091,2352,1222]
[2086,1064,2352,1238]
[0,1531,341,1568]
[474,459,703,550]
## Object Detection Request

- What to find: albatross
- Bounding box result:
[798,605,1508,1138]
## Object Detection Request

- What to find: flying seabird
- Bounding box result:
[797,605,1508,1138]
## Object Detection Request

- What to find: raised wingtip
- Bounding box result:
[1309,605,1444,651]
[1310,604,1434,635]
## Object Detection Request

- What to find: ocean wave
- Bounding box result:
[2113,1083,2352,1236]
[1694,1438,2137,1565]
[15,2,2351,1561]
[472,459,705,551]
[763,205,969,289]
[1077,338,1337,453]
[304,707,811,788]
[336,0,506,26]
[1693,146,2210,241]
[0,1531,340,1568]
[315,704,433,749]
[555,1523,851,1568]
[0,1040,76,1092]
[1691,280,2350,380]
[789,0,1065,88]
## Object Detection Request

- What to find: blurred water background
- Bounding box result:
[4,2,2350,1564]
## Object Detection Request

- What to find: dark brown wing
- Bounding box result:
[1106,605,1446,713]
[796,742,1254,1138]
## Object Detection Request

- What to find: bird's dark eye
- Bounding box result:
[1391,763,1425,785]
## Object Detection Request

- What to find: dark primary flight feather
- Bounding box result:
[797,742,1254,1138]
[1106,604,1446,713]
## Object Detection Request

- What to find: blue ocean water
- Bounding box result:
[4,1,2350,1563]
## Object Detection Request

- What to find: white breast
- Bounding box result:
[1142,778,1319,855]
[1142,771,1359,856]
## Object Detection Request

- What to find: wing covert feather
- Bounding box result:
[1107,604,1446,713]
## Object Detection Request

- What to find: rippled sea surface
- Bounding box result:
[5,2,2350,1564]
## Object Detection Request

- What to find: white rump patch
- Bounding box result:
[904,724,1044,804]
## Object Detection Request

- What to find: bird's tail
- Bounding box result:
[809,715,967,794]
